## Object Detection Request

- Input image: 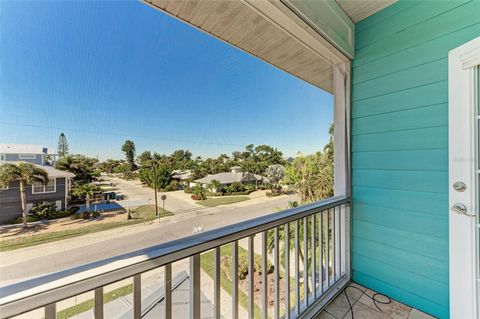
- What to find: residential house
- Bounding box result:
[1,1,479,319]
[0,144,74,224]
[0,143,57,166]
[193,166,264,190]
[171,169,192,187]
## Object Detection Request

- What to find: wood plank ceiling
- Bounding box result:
[335,0,397,22]
[144,0,334,92]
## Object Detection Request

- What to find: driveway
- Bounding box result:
[98,176,199,213]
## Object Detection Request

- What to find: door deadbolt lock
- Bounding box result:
[453,182,466,192]
[451,203,475,217]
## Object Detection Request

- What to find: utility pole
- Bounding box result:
[152,162,159,218]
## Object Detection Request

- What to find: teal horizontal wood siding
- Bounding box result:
[351,1,480,318]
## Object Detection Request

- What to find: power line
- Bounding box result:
[0,121,245,147]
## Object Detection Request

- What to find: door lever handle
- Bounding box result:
[451,203,475,217]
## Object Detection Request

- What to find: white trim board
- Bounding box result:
[448,36,480,319]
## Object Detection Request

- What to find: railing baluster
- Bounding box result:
[44,303,56,319]
[274,227,280,319]
[190,254,201,319]
[248,236,254,319]
[339,205,343,277]
[285,223,290,319]
[311,214,316,300]
[232,241,239,319]
[295,220,300,315]
[332,207,336,283]
[303,217,308,307]
[133,274,141,319]
[94,287,104,319]
[325,209,330,288]
[319,211,323,295]
[165,264,172,319]
[262,231,268,319]
[214,247,221,319]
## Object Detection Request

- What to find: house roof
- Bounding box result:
[171,170,192,180]
[0,144,46,154]
[0,161,75,178]
[195,172,263,185]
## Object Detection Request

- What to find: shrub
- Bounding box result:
[71,211,92,220]
[70,213,80,220]
[226,182,246,193]
[164,180,180,192]
[238,255,249,280]
[191,194,202,201]
[13,214,40,224]
[254,255,274,274]
[48,210,73,220]
[184,187,193,194]
[221,255,250,280]
[266,191,282,197]
[192,184,206,200]
[123,171,138,181]
[30,202,57,219]
[69,206,80,214]
[91,211,101,218]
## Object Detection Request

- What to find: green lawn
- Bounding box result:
[196,196,250,207]
[131,204,173,220]
[0,205,173,252]
[57,283,133,319]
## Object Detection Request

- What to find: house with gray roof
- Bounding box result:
[193,166,264,190]
[0,145,74,224]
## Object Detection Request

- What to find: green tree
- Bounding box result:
[0,163,49,227]
[137,151,152,167]
[138,162,172,189]
[283,124,334,204]
[265,164,285,190]
[55,154,99,184]
[57,132,69,157]
[71,183,99,210]
[208,179,222,193]
[121,140,136,170]
[98,159,123,174]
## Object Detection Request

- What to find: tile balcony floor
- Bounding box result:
[316,283,437,319]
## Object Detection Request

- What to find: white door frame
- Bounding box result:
[449,36,480,319]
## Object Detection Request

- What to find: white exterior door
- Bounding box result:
[449,36,480,319]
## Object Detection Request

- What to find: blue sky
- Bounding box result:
[0,0,333,161]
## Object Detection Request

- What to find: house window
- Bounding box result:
[19,154,36,160]
[0,154,5,161]
[32,179,56,194]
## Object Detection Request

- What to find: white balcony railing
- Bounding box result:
[0,196,350,319]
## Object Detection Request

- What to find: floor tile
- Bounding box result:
[408,308,437,319]
[357,290,411,319]
[348,282,367,292]
[343,302,390,319]
[316,310,337,319]
[323,287,364,318]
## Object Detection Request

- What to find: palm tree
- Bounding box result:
[209,179,222,193]
[71,184,98,211]
[0,163,48,227]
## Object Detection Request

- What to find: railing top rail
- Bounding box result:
[0,196,349,317]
